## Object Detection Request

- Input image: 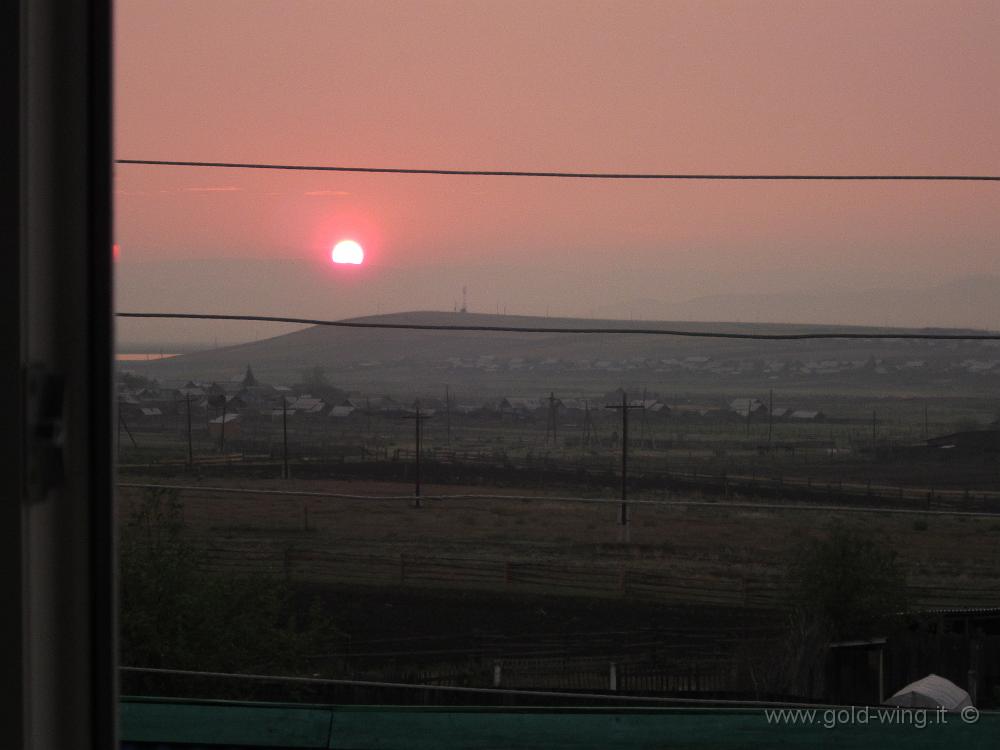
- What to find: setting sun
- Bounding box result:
[331,239,364,265]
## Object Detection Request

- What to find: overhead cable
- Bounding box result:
[115,312,1000,341]
[116,159,1000,181]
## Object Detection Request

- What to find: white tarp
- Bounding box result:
[883,674,972,710]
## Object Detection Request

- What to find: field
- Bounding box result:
[119,393,1000,496]
[117,314,1000,701]
[118,475,1000,611]
[118,469,1000,701]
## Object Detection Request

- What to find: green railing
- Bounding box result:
[121,696,1000,749]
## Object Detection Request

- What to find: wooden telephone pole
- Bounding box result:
[445,385,452,445]
[767,389,774,447]
[186,393,193,466]
[606,392,645,541]
[282,395,289,479]
[219,396,227,453]
[402,400,432,506]
[545,391,559,444]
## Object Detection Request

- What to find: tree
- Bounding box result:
[119,488,341,688]
[743,524,908,700]
[789,523,907,641]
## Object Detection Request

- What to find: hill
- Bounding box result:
[122,311,1000,399]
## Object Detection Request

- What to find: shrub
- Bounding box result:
[788,524,908,641]
[119,488,339,677]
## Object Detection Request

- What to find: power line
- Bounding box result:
[114,312,1000,340]
[115,159,1000,181]
[117,483,1000,518]
[118,666,835,708]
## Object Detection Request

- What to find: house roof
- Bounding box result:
[502,397,542,410]
[289,397,325,413]
[629,399,660,409]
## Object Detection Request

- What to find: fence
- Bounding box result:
[121,451,1000,513]
[402,655,743,694]
[195,538,1000,611]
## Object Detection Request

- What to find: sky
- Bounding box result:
[114,0,1000,345]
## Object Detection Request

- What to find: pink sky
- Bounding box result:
[114,1,1000,335]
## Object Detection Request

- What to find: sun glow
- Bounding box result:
[331,239,364,265]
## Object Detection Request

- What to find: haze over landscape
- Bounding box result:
[115,0,999,349]
[116,260,1000,349]
[115,2,1000,717]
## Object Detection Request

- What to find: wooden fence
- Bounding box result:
[196,538,1000,611]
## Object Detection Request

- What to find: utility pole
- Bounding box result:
[445,385,452,445]
[186,394,193,467]
[582,399,593,447]
[402,400,432,507]
[545,391,559,444]
[872,410,878,458]
[924,403,929,441]
[606,392,645,542]
[365,396,372,440]
[768,389,774,447]
[219,396,227,453]
[282,395,289,479]
[640,387,648,448]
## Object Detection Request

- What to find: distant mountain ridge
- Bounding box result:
[116,260,1000,349]
[125,309,1000,398]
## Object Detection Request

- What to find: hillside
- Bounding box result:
[122,311,1000,398]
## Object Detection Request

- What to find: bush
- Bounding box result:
[119,488,339,676]
[788,524,908,641]
[743,524,909,700]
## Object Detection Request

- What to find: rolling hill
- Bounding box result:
[122,311,1000,399]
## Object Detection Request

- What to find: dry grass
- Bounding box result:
[118,476,1000,610]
